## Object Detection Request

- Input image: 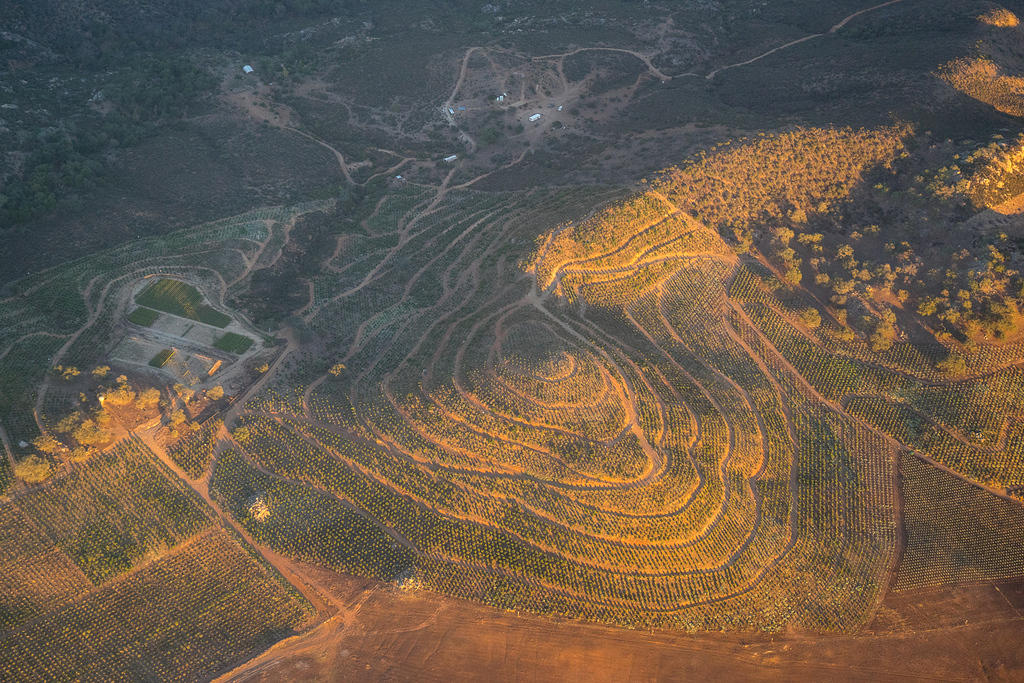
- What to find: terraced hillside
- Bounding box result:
[203,127,1021,631]
[2,125,1024,659]
[0,204,324,680]
[4,1,1024,677]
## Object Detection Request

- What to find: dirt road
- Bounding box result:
[704,0,906,79]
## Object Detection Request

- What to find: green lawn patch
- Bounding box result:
[149,349,175,368]
[214,332,254,354]
[135,278,231,328]
[127,307,159,327]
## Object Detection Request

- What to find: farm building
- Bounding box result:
[443,154,458,163]
[242,64,254,74]
[529,113,542,122]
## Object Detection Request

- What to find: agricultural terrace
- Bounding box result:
[0,438,311,680]
[1,124,1023,642]
[211,126,1024,632]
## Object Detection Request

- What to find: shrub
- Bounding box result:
[800,308,822,329]
[136,388,161,410]
[14,455,52,484]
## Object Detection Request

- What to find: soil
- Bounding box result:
[221,563,1024,682]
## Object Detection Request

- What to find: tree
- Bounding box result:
[869,315,897,352]
[937,353,966,375]
[173,383,194,403]
[773,226,795,244]
[917,298,939,317]
[101,384,136,406]
[136,388,161,410]
[68,446,91,462]
[799,308,822,330]
[56,412,81,434]
[207,385,225,401]
[14,455,52,484]
[73,417,112,447]
[33,434,63,455]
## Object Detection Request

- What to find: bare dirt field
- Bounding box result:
[224,564,1024,683]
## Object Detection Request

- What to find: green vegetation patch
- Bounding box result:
[149,348,175,368]
[135,278,231,328]
[214,332,254,354]
[127,306,159,327]
[168,419,222,479]
[896,455,1024,590]
[0,529,311,682]
[0,335,64,449]
[15,439,210,584]
[213,448,413,582]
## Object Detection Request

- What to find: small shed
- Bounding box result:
[457,105,466,111]
[448,107,455,115]
[242,65,254,74]
[443,154,458,163]
[529,113,542,122]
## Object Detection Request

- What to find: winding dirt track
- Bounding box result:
[529,46,675,82]
[442,0,909,102]
[703,0,907,79]
[286,126,355,185]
